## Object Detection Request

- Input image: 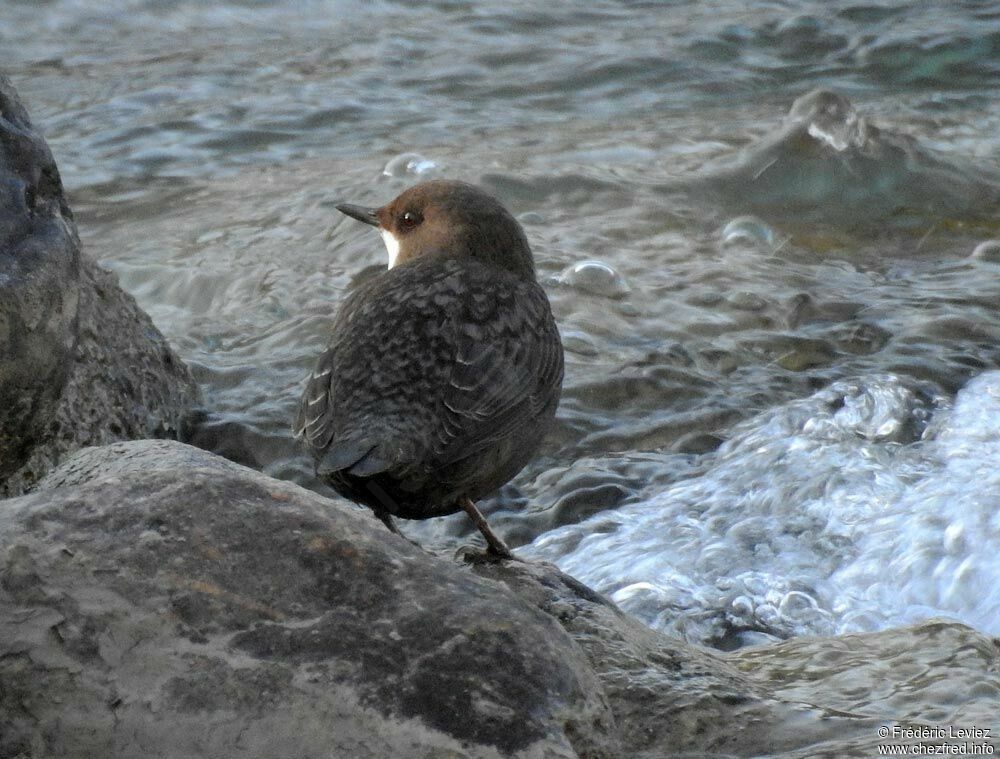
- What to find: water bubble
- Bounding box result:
[730,595,754,618]
[557,260,629,299]
[971,240,1000,263]
[778,590,820,619]
[382,152,438,179]
[517,211,545,225]
[721,216,776,248]
[756,603,780,627]
[791,89,867,151]
[727,291,768,311]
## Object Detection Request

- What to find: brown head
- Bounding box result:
[336,180,535,280]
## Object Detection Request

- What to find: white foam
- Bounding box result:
[528,371,1000,644]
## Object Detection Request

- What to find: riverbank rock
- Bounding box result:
[0,75,198,496]
[0,75,79,486]
[6,441,996,758]
[4,441,615,759]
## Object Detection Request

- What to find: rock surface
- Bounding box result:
[0,74,80,485]
[0,75,198,496]
[4,441,613,759]
[5,441,997,758]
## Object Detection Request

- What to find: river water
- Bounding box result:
[8,2,1000,657]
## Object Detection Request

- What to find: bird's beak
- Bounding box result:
[337,203,380,227]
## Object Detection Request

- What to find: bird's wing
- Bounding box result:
[430,274,563,466]
[293,263,464,476]
[294,346,339,451]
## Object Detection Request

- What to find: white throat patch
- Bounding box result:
[380,230,401,269]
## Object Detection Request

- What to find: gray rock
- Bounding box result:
[11,441,996,758]
[3,441,614,759]
[470,562,877,758]
[0,74,80,484]
[0,76,199,496]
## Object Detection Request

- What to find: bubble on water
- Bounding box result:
[557,260,629,299]
[790,88,868,152]
[721,216,776,248]
[778,590,821,620]
[382,152,439,179]
[971,240,1000,263]
[756,603,780,627]
[727,291,768,311]
[729,595,754,620]
[518,211,545,225]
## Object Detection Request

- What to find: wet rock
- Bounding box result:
[732,619,1000,752]
[472,559,890,758]
[0,74,80,484]
[2,441,614,759]
[5,440,982,758]
[0,76,198,496]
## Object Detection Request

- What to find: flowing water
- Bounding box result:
[8,1,1000,665]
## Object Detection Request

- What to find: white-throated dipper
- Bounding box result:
[294,180,564,559]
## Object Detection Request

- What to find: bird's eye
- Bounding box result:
[399,210,423,230]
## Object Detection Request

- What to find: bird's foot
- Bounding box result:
[457,496,521,562]
[375,511,426,551]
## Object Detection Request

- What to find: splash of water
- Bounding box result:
[529,371,1000,647]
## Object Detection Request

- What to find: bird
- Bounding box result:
[294,179,564,559]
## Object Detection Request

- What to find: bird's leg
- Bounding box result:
[372,508,430,551]
[458,496,516,560]
[375,510,402,535]
[365,481,409,539]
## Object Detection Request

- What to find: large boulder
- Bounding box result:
[6,441,996,758]
[0,75,80,485]
[3,441,614,759]
[0,75,198,496]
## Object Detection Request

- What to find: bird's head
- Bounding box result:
[337,180,535,279]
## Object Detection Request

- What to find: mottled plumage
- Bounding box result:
[295,180,563,558]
